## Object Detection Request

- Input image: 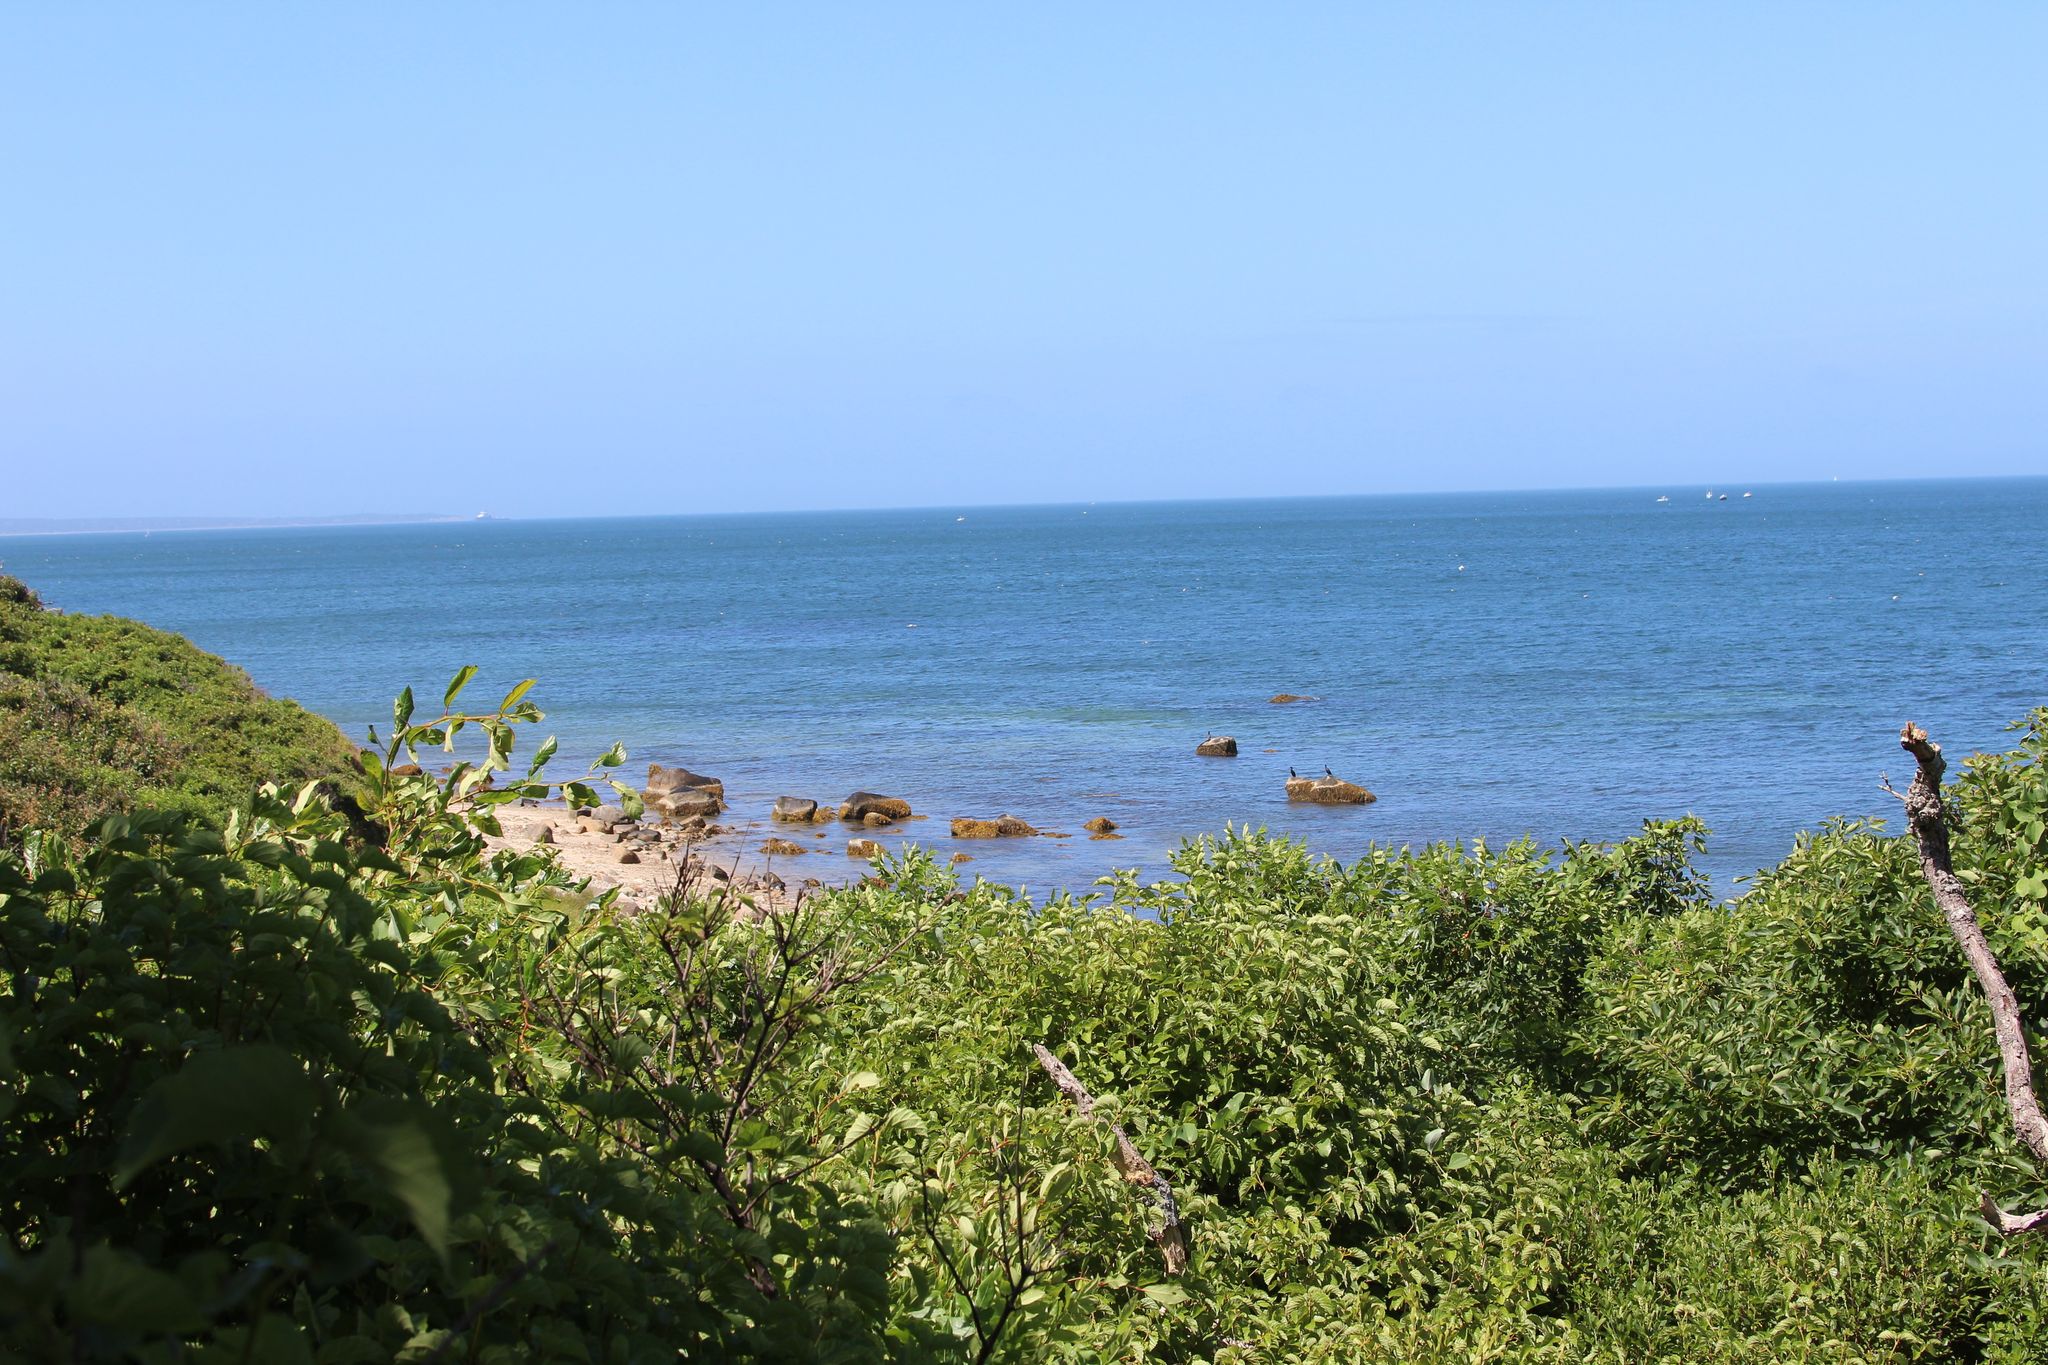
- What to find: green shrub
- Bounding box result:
[2,638,2046,1361]
[0,574,358,840]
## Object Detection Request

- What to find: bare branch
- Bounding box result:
[1030,1042,1190,1274]
[1898,722,2048,1233]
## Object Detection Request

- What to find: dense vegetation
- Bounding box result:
[2,619,2046,1358]
[0,574,357,840]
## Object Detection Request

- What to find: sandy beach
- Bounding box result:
[477,798,933,912]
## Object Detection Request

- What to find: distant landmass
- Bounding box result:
[0,513,485,537]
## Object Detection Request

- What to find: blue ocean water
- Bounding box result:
[5,480,2044,896]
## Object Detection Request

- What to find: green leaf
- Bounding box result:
[64,1244,206,1332]
[595,742,627,769]
[115,1046,318,1188]
[499,678,537,713]
[443,665,478,709]
[393,686,415,730]
[528,735,559,776]
[342,1111,456,1260]
[611,783,645,819]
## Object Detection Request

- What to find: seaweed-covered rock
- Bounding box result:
[1288,775,1375,805]
[951,815,1039,838]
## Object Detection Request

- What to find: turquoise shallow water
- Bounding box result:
[5,479,2045,895]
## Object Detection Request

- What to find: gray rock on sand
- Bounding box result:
[534,825,555,845]
[617,849,641,864]
[1196,736,1238,757]
[646,763,725,800]
[655,788,721,820]
[841,792,913,821]
[772,796,819,822]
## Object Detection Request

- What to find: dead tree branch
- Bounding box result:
[1898,722,2048,1234]
[1030,1042,1190,1274]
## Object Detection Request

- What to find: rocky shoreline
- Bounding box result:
[481,733,1376,912]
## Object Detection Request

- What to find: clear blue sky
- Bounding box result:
[4,4,2043,517]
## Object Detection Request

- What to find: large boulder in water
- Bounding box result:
[1196,736,1238,757]
[1288,774,1375,805]
[771,796,819,823]
[841,792,912,821]
[646,763,725,801]
[951,815,1039,838]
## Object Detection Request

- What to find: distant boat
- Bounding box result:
[1742,492,1753,498]
[956,516,965,522]
[1656,495,1669,503]
[1705,491,1715,500]
[475,511,491,520]
[1719,494,1728,501]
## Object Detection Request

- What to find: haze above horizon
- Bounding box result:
[5,4,2044,518]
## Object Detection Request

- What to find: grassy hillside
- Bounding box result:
[0,574,358,839]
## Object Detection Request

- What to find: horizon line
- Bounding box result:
[5,471,2045,539]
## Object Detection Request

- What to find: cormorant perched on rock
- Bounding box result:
[1289,767,1298,778]
[1324,766,1333,777]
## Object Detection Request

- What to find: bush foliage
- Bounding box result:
[1,626,2046,1359]
[0,574,358,840]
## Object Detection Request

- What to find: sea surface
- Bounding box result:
[6,480,2045,897]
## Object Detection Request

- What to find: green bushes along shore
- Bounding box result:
[1,581,2046,1360]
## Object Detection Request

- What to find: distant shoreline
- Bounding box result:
[0,513,484,539]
